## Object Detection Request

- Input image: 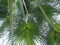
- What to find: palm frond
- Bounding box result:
[0,0,60,45]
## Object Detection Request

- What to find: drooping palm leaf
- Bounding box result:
[55,32,60,45]
[14,0,60,45]
[34,0,60,45]
[0,0,60,45]
[47,26,54,45]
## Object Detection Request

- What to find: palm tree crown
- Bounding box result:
[0,0,60,45]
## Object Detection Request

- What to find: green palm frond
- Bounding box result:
[15,0,60,45]
[15,15,40,45]
[0,0,8,32]
[34,0,60,45]
[47,26,54,45]
[0,0,8,18]
[55,32,60,45]
[47,31,54,45]
[0,0,60,45]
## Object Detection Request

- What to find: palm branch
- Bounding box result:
[0,0,60,45]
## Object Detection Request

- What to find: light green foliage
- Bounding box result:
[55,24,60,32]
[0,0,60,45]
